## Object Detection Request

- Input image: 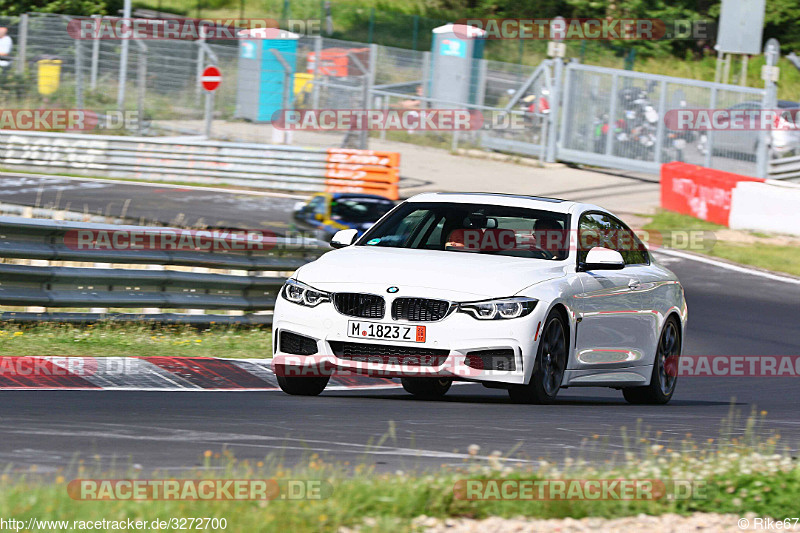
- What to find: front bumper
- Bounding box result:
[272,295,546,385]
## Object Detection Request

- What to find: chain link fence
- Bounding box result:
[1,12,792,179]
[558,63,775,177]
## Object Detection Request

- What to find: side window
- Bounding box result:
[612,217,649,265]
[308,196,327,217]
[578,212,648,265]
[373,209,432,248]
[578,213,611,264]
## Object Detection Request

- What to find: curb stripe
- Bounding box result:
[0,357,400,391]
[141,357,273,389]
[0,357,100,389]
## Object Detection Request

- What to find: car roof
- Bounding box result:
[331,193,395,201]
[404,192,607,216]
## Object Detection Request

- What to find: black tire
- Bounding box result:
[508,309,568,405]
[276,375,329,396]
[401,377,452,399]
[623,317,681,405]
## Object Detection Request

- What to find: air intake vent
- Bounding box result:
[391,298,451,322]
[333,293,385,319]
[329,341,448,366]
[279,331,318,355]
[465,349,516,371]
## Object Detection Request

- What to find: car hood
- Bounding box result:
[295,246,569,299]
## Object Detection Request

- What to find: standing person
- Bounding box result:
[0,27,12,71]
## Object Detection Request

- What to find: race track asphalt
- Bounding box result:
[0,173,300,230]
[1,252,798,474]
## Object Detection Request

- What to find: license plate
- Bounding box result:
[347,321,426,343]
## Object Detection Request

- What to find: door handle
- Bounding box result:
[628,279,640,290]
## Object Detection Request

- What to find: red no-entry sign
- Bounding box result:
[201,66,221,92]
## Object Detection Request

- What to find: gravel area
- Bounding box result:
[406,513,795,532]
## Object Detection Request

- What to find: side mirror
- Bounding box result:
[330,228,359,249]
[579,247,625,271]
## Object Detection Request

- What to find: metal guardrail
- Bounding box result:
[768,154,800,180]
[0,131,401,199]
[0,216,330,325]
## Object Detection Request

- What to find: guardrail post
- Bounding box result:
[117,0,131,110]
[90,262,111,314]
[362,44,378,149]
[557,60,570,152]
[705,87,716,168]
[379,95,388,141]
[269,48,293,144]
[311,35,321,109]
[475,58,487,108]
[90,15,100,90]
[26,259,48,313]
[546,57,563,162]
[136,41,147,135]
[654,79,667,164]
[758,39,780,179]
[16,14,27,75]
[75,37,84,109]
[227,269,246,316]
[142,264,163,314]
[605,73,619,157]
[195,40,206,102]
[187,267,208,315]
[421,52,430,108]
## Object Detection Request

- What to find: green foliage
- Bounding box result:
[0,322,272,358]
[0,0,122,16]
[0,413,798,531]
[644,210,800,277]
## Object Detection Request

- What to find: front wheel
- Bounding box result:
[508,310,567,404]
[622,317,681,405]
[401,377,452,399]
[277,375,330,396]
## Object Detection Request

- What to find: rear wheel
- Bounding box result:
[508,310,567,404]
[277,375,329,396]
[623,317,681,405]
[401,377,452,399]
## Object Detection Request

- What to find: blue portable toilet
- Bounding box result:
[429,23,486,109]
[236,28,300,122]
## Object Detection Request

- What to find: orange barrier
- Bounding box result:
[324,149,400,200]
[661,162,764,226]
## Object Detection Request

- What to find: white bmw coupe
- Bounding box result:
[273,193,687,404]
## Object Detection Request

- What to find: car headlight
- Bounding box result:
[458,297,538,320]
[281,279,330,307]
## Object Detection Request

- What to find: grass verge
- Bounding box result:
[644,210,800,278]
[0,323,271,358]
[0,410,797,532]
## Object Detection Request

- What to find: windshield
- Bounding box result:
[357,202,570,260]
[331,197,395,223]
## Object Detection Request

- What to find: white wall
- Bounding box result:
[729,180,800,236]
